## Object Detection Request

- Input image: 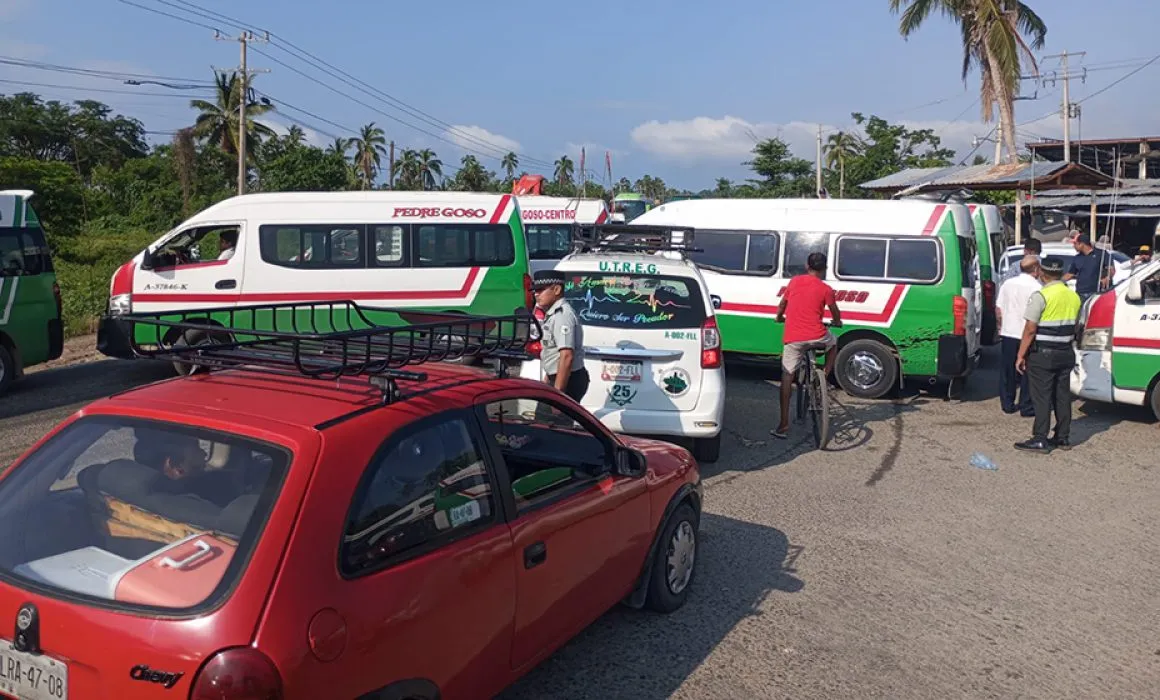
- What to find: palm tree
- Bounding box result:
[501,151,519,183]
[714,178,733,197]
[890,0,1046,163]
[393,149,421,190]
[326,137,349,157]
[189,70,275,156]
[285,125,306,147]
[349,123,387,189]
[824,131,866,198]
[457,155,489,192]
[554,155,574,186]
[417,149,443,190]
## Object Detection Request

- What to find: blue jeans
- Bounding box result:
[1000,336,1032,413]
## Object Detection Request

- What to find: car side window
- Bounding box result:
[483,398,611,513]
[341,416,495,576]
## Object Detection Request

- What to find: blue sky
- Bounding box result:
[2,0,1158,190]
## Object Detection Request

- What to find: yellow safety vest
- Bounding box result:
[1034,281,1081,344]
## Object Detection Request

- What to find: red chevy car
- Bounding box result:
[0,304,702,699]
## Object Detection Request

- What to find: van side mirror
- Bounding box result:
[1126,276,1144,303]
[140,248,155,271]
[614,447,646,478]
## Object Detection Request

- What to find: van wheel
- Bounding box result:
[169,328,226,376]
[645,503,699,613]
[835,340,897,399]
[1151,383,1160,422]
[692,435,720,463]
[0,345,15,395]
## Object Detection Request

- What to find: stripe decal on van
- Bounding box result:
[134,267,482,305]
[489,195,513,224]
[0,277,18,325]
[922,205,946,235]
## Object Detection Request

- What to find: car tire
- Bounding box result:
[645,503,699,613]
[835,339,898,399]
[692,435,720,463]
[0,345,15,396]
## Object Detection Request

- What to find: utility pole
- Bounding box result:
[815,125,823,198]
[1042,51,1086,163]
[216,30,269,195]
[388,141,395,190]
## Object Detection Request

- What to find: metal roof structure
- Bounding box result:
[1027,180,1160,211]
[859,161,1115,196]
[1026,137,1160,179]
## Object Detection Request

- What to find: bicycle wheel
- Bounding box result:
[795,365,808,422]
[809,367,831,449]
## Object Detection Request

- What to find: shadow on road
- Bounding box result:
[500,513,803,700]
[0,359,172,421]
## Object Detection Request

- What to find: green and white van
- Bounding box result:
[0,190,63,395]
[631,198,981,398]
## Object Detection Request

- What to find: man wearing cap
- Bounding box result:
[1015,256,1082,452]
[1134,245,1152,264]
[1064,234,1114,302]
[532,270,589,402]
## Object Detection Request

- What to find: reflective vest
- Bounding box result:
[1034,281,1081,344]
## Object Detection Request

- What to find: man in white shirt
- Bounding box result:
[217,231,238,261]
[995,255,1041,416]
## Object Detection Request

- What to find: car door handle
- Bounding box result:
[215,279,237,290]
[524,541,547,569]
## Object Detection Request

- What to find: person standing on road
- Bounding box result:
[1015,257,1081,453]
[533,270,589,402]
[771,252,843,440]
[1064,234,1114,303]
[995,255,1041,416]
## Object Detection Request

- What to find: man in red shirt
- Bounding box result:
[772,252,842,438]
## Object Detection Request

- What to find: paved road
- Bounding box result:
[3,349,1158,698]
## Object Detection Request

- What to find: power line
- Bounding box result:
[1074,52,1160,105]
[0,77,212,98]
[0,56,211,85]
[114,0,222,32]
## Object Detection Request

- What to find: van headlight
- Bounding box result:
[108,293,132,316]
[1079,328,1111,351]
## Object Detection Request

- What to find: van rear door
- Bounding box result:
[562,268,709,413]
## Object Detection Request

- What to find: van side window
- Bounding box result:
[260,225,366,268]
[835,236,940,283]
[837,238,887,278]
[690,230,779,275]
[889,239,940,282]
[415,225,514,268]
[955,237,977,288]
[783,232,831,276]
[372,225,407,267]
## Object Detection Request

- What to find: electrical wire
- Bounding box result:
[0,77,212,98]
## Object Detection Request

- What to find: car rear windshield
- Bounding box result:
[0,416,288,613]
[563,272,707,329]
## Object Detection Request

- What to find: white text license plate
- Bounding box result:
[0,642,67,700]
[601,361,642,382]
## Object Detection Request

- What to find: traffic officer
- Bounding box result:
[1014,256,1082,453]
[532,270,589,402]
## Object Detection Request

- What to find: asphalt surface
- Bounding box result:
[3,349,1158,699]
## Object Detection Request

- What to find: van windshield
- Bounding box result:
[0,416,287,612]
[563,272,707,330]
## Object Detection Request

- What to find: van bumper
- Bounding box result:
[96,315,134,359]
[936,334,972,378]
[46,319,63,361]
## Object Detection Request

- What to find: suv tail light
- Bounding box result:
[190,647,282,700]
[523,273,534,310]
[701,317,722,369]
[527,339,542,357]
[952,295,968,336]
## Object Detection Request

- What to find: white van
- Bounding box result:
[1072,259,1160,418]
[517,196,609,274]
[631,198,982,399]
[98,192,533,361]
[519,226,726,461]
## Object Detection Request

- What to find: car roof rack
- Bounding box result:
[110,301,539,404]
[572,224,701,255]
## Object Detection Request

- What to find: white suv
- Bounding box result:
[520,226,726,462]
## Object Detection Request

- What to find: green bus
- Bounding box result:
[0,190,63,394]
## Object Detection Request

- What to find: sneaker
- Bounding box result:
[1014,438,1053,453]
[1049,437,1072,451]
[1019,409,1036,418]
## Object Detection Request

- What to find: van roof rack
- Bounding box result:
[572,224,700,255]
[110,301,539,403]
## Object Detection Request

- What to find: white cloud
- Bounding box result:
[631,113,1067,164]
[445,124,520,155]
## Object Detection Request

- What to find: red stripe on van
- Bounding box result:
[490,195,512,224]
[133,267,482,305]
[1113,337,1160,350]
[922,205,946,236]
[595,209,608,224]
[719,284,906,324]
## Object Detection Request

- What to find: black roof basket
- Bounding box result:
[572,224,700,255]
[110,301,539,403]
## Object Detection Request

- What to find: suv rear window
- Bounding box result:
[0,417,287,612]
[563,272,707,329]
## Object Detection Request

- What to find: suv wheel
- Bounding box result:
[645,503,698,613]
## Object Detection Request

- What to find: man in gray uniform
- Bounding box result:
[533,270,589,402]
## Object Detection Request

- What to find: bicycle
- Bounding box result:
[792,321,840,450]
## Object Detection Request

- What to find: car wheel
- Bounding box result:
[645,503,699,613]
[0,345,15,396]
[835,339,897,399]
[692,435,720,463]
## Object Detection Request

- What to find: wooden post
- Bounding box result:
[1090,192,1098,239]
[1014,189,1023,246]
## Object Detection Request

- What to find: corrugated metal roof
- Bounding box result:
[860,161,1112,193]
[854,167,950,190]
[1031,194,1160,209]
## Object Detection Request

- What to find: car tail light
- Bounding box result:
[189,647,282,700]
[701,317,722,369]
[526,339,542,357]
[952,295,968,336]
[523,273,534,310]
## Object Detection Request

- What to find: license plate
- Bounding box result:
[601,361,642,382]
[0,642,67,700]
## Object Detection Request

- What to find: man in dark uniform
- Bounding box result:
[532,270,589,402]
[1015,256,1082,453]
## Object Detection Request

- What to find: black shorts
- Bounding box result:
[547,367,590,402]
